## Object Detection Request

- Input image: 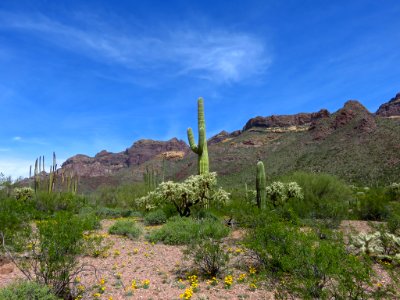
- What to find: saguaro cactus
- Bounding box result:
[256,161,267,209]
[187,97,209,174]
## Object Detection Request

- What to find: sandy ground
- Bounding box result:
[0,219,398,299]
[0,219,274,300]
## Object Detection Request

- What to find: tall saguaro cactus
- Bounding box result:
[187,97,209,174]
[256,161,267,209]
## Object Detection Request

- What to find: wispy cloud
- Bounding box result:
[12,136,22,141]
[0,12,271,82]
[0,157,32,179]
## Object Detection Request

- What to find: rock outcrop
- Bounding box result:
[62,138,188,177]
[243,109,330,131]
[208,130,241,145]
[311,100,376,139]
[376,93,400,117]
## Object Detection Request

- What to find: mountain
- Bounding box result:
[59,92,400,191]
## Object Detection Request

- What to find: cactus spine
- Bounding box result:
[187,97,209,174]
[256,161,267,209]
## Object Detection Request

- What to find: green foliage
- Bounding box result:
[256,161,266,209]
[108,219,142,239]
[95,206,141,218]
[78,207,101,230]
[0,197,32,251]
[282,172,351,227]
[355,187,390,221]
[244,211,373,299]
[8,212,88,298]
[388,183,400,202]
[144,209,167,225]
[138,172,229,217]
[185,238,229,277]
[34,191,87,214]
[187,97,209,174]
[92,183,147,209]
[387,204,400,234]
[0,281,60,300]
[147,216,229,245]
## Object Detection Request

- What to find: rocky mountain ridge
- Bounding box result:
[59,92,400,186]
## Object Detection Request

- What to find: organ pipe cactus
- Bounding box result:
[256,161,266,209]
[187,97,209,174]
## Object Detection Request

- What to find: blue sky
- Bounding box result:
[1,0,399,179]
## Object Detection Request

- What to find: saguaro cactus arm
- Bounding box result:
[187,127,199,153]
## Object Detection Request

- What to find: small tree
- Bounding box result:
[137,172,229,217]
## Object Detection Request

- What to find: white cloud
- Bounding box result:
[12,136,22,141]
[0,12,271,82]
[0,157,32,180]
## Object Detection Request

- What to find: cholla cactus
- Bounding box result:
[137,172,228,216]
[266,181,303,207]
[14,187,34,201]
[350,231,400,263]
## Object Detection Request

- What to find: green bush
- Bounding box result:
[147,216,229,245]
[185,238,229,277]
[387,205,400,236]
[244,211,373,299]
[108,219,142,239]
[282,172,352,227]
[34,192,86,214]
[0,197,32,251]
[78,207,101,230]
[95,207,141,218]
[356,188,389,221]
[6,212,87,298]
[144,209,167,225]
[0,281,60,300]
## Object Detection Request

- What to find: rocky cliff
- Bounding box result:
[243,109,330,131]
[62,138,188,177]
[376,93,400,117]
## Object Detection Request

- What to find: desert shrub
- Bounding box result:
[93,183,148,209]
[6,212,88,298]
[108,219,142,239]
[185,238,229,277]
[78,207,101,230]
[388,183,400,202]
[144,209,167,225]
[82,232,112,258]
[245,212,373,299]
[95,206,141,218]
[282,172,352,227]
[387,203,400,236]
[34,191,86,214]
[147,216,229,245]
[0,197,32,251]
[356,188,390,221]
[0,281,60,300]
[137,172,229,216]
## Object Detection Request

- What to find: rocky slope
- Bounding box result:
[376,93,400,117]
[62,138,188,177]
[59,92,400,189]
